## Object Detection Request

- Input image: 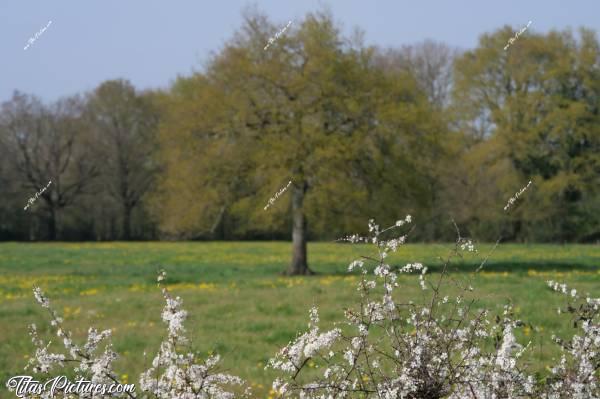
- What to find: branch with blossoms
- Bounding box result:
[545,280,599,398]
[140,270,250,399]
[269,216,538,398]
[270,214,599,398]
[25,287,131,398]
[9,272,249,399]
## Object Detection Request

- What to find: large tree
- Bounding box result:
[152,9,443,272]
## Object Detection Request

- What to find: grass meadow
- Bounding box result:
[0,242,599,397]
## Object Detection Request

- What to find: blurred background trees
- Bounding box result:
[0,10,598,245]
[451,26,600,242]
[85,79,160,240]
[0,93,98,240]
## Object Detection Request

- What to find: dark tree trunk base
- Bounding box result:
[282,267,316,276]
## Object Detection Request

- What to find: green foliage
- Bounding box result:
[451,26,600,241]
[152,10,452,242]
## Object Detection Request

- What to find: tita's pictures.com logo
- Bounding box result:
[24,20,52,50]
[6,375,136,398]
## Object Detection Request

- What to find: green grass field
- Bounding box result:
[0,242,599,397]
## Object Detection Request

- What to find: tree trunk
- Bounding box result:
[513,219,522,242]
[286,181,313,275]
[29,215,39,241]
[123,205,132,240]
[110,215,117,239]
[48,207,57,240]
[210,206,226,240]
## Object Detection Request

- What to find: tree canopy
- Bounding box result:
[0,10,598,252]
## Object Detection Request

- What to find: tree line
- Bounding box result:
[1,10,598,257]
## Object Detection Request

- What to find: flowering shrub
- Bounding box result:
[11,271,248,398]
[10,217,599,398]
[269,217,599,398]
[545,280,599,398]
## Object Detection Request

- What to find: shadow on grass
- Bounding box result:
[318,260,599,276]
[134,258,598,283]
[435,260,598,273]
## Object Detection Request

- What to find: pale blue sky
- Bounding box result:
[1,0,598,103]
